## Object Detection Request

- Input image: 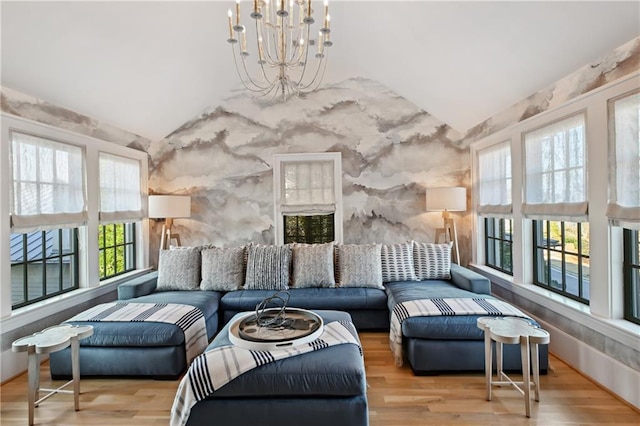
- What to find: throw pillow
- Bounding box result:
[244,245,291,290]
[200,246,245,291]
[413,241,452,280]
[381,242,417,282]
[156,247,201,290]
[337,244,383,289]
[291,243,336,288]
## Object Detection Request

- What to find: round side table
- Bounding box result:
[12,324,93,425]
[477,316,550,418]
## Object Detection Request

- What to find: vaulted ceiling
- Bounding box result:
[2,1,639,141]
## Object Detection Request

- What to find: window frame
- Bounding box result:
[623,228,640,325]
[98,222,137,280]
[484,217,513,275]
[10,228,80,309]
[273,152,343,245]
[532,219,590,305]
[1,112,150,319]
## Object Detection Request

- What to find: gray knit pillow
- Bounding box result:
[381,242,417,282]
[291,243,335,288]
[244,245,291,290]
[413,241,452,280]
[337,244,383,289]
[157,247,201,290]
[200,247,245,291]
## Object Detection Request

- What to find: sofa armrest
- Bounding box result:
[117,271,159,300]
[449,264,491,295]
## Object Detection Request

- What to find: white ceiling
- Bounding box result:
[2,1,639,141]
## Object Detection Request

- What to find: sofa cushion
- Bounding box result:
[157,247,201,290]
[207,310,366,398]
[291,243,335,288]
[381,242,417,282]
[337,244,383,289]
[201,247,245,291]
[413,241,452,280]
[123,290,222,340]
[245,245,291,290]
[221,287,388,312]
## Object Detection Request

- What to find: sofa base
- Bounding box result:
[406,338,548,375]
[49,345,186,380]
[186,395,368,426]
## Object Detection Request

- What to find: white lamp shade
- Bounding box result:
[148,195,191,218]
[426,187,466,212]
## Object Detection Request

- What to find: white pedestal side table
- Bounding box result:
[12,324,94,425]
[476,316,550,417]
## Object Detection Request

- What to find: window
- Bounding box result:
[273,153,343,245]
[533,220,590,304]
[284,214,335,244]
[623,229,640,325]
[9,132,87,231]
[98,223,137,280]
[477,141,512,216]
[607,90,639,229]
[523,113,587,220]
[485,218,513,274]
[10,228,79,308]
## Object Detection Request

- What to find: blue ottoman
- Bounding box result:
[49,290,221,379]
[184,310,368,426]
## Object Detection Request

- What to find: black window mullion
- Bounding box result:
[40,231,47,298]
[21,233,28,303]
[58,229,63,292]
[577,223,583,299]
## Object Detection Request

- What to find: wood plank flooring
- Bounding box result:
[1,332,638,425]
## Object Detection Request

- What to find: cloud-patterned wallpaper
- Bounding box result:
[147,78,472,264]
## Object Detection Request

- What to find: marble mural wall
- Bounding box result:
[148,78,472,264]
[1,86,151,151]
[459,36,640,145]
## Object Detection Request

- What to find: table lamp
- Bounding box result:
[426,187,466,265]
[148,195,191,250]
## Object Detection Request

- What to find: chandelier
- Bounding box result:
[227,0,332,101]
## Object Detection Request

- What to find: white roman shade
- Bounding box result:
[281,160,335,215]
[607,91,640,230]
[10,132,88,232]
[523,113,587,221]
[477,141,512,216]
[99,152,144,223]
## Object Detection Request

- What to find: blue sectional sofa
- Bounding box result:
[49,241,548,380]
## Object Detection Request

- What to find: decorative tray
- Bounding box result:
[228,308,323,351]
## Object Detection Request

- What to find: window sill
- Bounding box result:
[470,263,640,348]
[0,268,152,334]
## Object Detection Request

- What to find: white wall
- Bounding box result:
[470,73,640,408]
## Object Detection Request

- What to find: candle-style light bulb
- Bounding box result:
[317,31,323,54]
[236,0,241,26]
[323,1,329,28]
[228,9,233,38]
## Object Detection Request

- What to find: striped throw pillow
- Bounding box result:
[244,245,291,290]
[413,241,452,280]
[381,243,417,282]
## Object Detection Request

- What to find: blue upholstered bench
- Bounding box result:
[385,265,549,374]
[49,273,221,379]
[185,310,368,426]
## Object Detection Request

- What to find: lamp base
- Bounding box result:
[434,215,460,265]
[159,219,182,251]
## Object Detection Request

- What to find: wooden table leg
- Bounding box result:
[27,348,39,426]
[520,336,531,417]
[71,336,81,411]
[531,342,541,402]
[484,328,492,401]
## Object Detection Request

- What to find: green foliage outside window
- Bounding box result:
[99,223,136,280]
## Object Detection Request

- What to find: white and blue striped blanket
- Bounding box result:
[170,320,361,426]
[390,298,528,366]
[67,302,207,363]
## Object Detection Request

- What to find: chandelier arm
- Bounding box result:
[291,23,312,86]
[231,44,273,93]
[254,19,279,85]
[297,48,327,92]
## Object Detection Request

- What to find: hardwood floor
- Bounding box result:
[1,332,638,425]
